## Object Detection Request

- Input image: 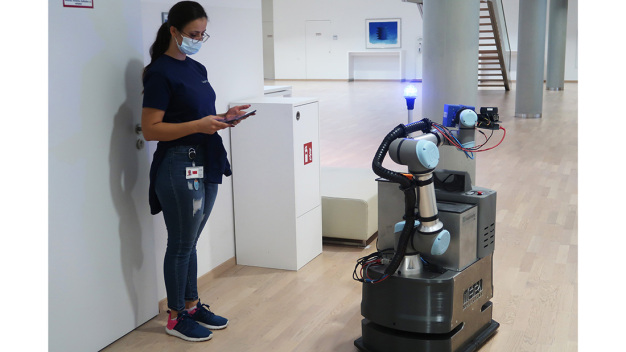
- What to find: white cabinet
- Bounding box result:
[229,97,322,270]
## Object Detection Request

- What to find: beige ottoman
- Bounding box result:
[321,167,378,246]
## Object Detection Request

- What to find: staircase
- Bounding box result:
[478,0,510,90]
[403,0,511,90]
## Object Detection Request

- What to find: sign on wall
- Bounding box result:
[304,142,313,165]
[63,0,93,8]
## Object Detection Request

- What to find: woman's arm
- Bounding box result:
[141,107,232,141]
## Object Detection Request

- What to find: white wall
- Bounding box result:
[141,0,264,311]
[49,1,263,351]
[272,0,423,80]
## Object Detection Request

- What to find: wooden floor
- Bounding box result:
[103,81,578,351]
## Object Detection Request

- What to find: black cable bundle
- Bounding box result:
[352,250,393,283]
[366,119,432,284]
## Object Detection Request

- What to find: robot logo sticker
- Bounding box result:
[63,0,94,8]
[463,279,483,310]
[304,142,313,165]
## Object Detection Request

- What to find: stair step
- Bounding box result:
[477,3,507,90]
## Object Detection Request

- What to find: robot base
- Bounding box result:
[355,255,498,352]
[354,318,499,352]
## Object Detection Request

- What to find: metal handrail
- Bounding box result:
[488,0,511,75]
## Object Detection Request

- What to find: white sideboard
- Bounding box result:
[348,50,405,81]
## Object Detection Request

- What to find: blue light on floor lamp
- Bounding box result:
[404,84,417,123]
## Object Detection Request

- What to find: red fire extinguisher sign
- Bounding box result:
[304,142,313,165]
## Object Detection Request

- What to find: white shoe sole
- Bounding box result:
[197,321,228,330]
[165,327,213,342]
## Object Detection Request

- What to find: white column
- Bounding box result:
[546,0,568,91]
[515,0,548,118]
[422,0,480,184]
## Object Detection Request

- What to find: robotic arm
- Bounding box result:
[366,107,503,282]
[388,107,478,240]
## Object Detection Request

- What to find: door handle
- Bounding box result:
[135,124,144,150]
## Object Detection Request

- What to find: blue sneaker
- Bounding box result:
[188,301,229,330]
[165,310,213,342]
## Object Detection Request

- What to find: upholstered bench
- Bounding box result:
[320,167,378,246]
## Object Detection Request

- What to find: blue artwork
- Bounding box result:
[369,22,397,44]
[366,19,401,48]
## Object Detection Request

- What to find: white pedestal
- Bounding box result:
[229,97,322,270]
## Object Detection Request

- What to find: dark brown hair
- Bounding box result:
[142,1,208,80]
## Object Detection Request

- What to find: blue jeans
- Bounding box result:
[155,145,218,312]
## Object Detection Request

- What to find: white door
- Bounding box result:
[49,1,158,351]
[263,21,275,79]
[305,20,332,79]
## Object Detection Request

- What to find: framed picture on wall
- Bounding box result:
[366,18,401,49]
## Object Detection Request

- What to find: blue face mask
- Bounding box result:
[175,35,202,55]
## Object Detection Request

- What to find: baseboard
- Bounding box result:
[323,232,378,248]
[509,80,578,83]
[348,79,410,82]
[270,78,346,82]
[158,256,237,313]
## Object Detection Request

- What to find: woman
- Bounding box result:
[141,1,250,342]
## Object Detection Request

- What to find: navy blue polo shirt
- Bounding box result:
[143,55,231,215]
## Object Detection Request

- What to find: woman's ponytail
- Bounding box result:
[143,22,172,80]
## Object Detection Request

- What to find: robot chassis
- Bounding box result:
[354,105,503,352]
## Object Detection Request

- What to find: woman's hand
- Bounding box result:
[224,104,253,122]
